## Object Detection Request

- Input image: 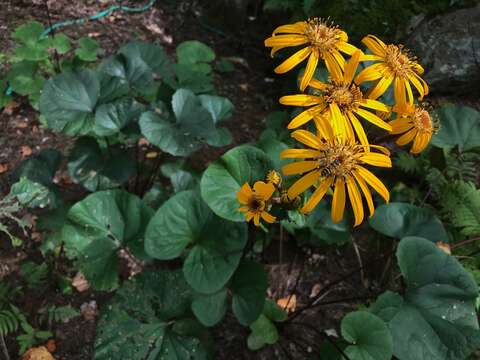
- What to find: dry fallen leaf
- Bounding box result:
[20,145,33,158]
[277,294,297,313]
[22,346,56,360]
[2,101,19,115]
[436,241,451,255]
[146,151,158,159]
[0,163,8,174]
[309,283,322,298]
[239,83,249,92]
[72,272,90,292]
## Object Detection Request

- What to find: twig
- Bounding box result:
[351,237,366,288]
[451,236,480,250]
[0,334,10,360]
[43,0,61,72]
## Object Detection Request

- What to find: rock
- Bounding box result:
[407,4,480,94]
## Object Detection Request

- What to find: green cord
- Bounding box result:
[5,0,157,96]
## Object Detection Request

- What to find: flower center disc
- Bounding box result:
[249,197,265,212]
[385,44,412,77]
[326,83,361,111]
[318,142,360,179]
[414,109,433,133]
[305,18,338,53]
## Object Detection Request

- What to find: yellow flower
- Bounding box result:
[280,124,391,226]
[355,35,428,106]
[266,170,282,186]
[264,18,358,91]
[279,51,391,146]
[237,181,277,226]
[390,104,435,154]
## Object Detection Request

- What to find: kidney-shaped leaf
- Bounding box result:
[341,311,393,360]
[40,68,99,135]
[369,203,449,243]
[201,145,274,221]
[145,190,247,294]
[62,190,153,290]
[370,237,480,360]
[231,260,268,325]
[432,104,480,152]
[94,97,144,136]
[176,40,215,65]
[191,289,228,327]
[94,270,207,360]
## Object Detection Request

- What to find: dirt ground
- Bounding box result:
[0,1,412,359]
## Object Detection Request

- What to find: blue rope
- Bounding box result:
[5,0,157,96]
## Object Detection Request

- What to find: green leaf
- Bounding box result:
[94,97,144,136]
[215,58,235,73]
[176,40,215,65]
[145,190,247,293]
[306,201,351,245]
[231,260,267,325]
[175,64,214,93]
[370,237,480,360]
[200,145,274,221]
[50,33,71,54]
[257,138,291,172]
[67,137,135,192]
[94,270,207,360]
[263,299,288,322]
[39,68,99,135]
[12,149,61,186]
[191,289,228,327]
[341,311,393,360]
[12,22,49,61]
[248,314,279,351]
[432,104,480,151]
[75,37,100,61]
[9,178,52,209]
[198,94,234,123]
[62,190,153,290]
[369,203,449,243]
[6,61,43,96]
[12,21,44,44]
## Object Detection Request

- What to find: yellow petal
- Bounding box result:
[344,51,362,84]
[245,212,254,222]
[301,176,334,213]
[261,211,276,223]
[331,178,346,223]
[344,111,355,139]
[265,34,308,47]
[355,63,387,84]
[355,108,392,131]
[337,41,358,55]
[407,73,429,100]
[360,54,384,62]
[300,49,319,91]
[368,72,394,100]
[238,206,249,213]
[405,80,414,105]
[272,22,306,35]
[253,213,261,226]
[280,149,322,159]
[346,176,364,226]
[287,103,326,129]
[355,166,390,202]
[308,78,329,91]
[274,46,312,74]
[352,171,374,217]
[282,161,318,176]
[314,115,334,140]
[237,183,253,204]
[253,181,275,200]
[348,112,369,148]
[396,128,417,146]
[291,130,323,149]
[360,99,390,113]
[279,94,322,107]
[324,51,343,81]
[360,153,392,167]
[329,103,347,138]
[389,118,413,134]
[287,170,320,199]
[394,77,407,106]
[361,35,387,56]
[410,132,431,154]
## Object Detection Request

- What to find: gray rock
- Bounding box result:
[407,4,480,95]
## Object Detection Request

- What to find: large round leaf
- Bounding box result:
[176,41,215,65]
[432,104,480,152]
[231,260,268,325]
[200,145,274,221]
[39,68,99,135]
[341,311,393,360]
[62,190,153,290]
[93,97,144,136]
[191,289,228,327]
[94,270,207,360]
[370,237,480,360]
[67,137,135,192]
[145,190,247,294]
[369,203,449,243]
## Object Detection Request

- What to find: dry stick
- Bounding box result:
[289,322,351,360]
[43,0,60,72]
[287,249,396,322]
[451,236,480,250]
[351,237,366,288]
[282,259,305,312]
[0,334,10,360]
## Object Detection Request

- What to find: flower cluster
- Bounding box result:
[238,17,434,226]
